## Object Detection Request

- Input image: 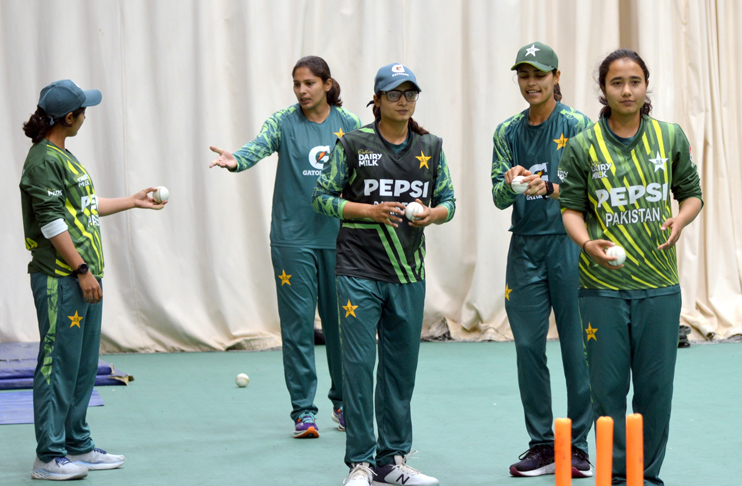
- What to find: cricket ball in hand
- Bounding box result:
[405,202,424,220]
[606,246,627,266]
[235,373,250,387]
[511,176,529,194]
[154,186,169,203]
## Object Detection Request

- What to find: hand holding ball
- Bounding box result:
[235,373,250,387]
[511,176,529,194]
[606,246,627,266]
[153,186,169,203]
[405,202,424,220]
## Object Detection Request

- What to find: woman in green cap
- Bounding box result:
[490,42,593,478]
[313,62,455,486]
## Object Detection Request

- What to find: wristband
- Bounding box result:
[544,181,554,196]
[581,240,591,252]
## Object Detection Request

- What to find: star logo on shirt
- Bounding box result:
[342,300,358,318]
[68,311,83,328]
[525,44,540,57]
[505,284,513,301]
[553,133,569,150]
[648,152,668,172]
[416,151,431,169]
[334,128,345,138]
[585,323,598,341]
[278,270,292,286]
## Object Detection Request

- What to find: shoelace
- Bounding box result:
[55,457,72,466]
[572,448,592,466]
[518,445,553,464]
[392,450,422,475]
[344,463,375,484]
[92,448,107,454]
[297,413,316,424]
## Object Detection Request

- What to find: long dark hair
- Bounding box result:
[552,69,562,102]
[597,49,652,119]
[292,56,342,107]
[23,106,85,144]
[372,100,429,136]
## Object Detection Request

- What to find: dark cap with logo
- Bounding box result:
[38,80,102,121]
[511,42,559,72]
[373,63,422,93]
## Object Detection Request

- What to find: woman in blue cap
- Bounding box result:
[313,63,456,486]
[490,42,594,478]
[210,56,361,438]
[20,79,166,480]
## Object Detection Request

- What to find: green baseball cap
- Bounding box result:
[38,79,102,121]
[511,42,558,72]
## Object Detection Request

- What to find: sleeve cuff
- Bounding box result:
[41,218,68,239]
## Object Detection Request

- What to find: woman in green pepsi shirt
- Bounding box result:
[491,42,593,478]
[209,56,361,438]
[559,49,703,486]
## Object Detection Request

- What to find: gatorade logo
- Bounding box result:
[304,146,330,176]
[392,64,405,73]
[525,162,548,201]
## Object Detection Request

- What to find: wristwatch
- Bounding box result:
[543,181,555,198]
[72,263,89,277]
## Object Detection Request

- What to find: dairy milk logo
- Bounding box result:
[590,159,611,179]
[358,149,382,167]
[77,174,90,187]
[557,170,568,182]
[526,162,548,201]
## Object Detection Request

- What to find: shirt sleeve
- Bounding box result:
[432,149,456,222]
[491,124,518,209]
[670,124,703,206]
[312,142,349,219]
[557,137,590,214]
[231,110,285,172]
[20,160,69,229]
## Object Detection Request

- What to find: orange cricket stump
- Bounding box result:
[596,416,614,486]
[626,413,644,486]
[554,418,572,486]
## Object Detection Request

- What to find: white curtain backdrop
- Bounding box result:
[1,0,740,352]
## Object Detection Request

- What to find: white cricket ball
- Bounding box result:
[235,373,250,387]
[154,186,169,203]
[405,201,424,220]
[511,176,529,194]
[606,246,627,266]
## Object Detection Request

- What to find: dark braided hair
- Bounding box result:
[292,56,342,107]
[372,100,429,135]
[597,49,652,119]
[23,106,85,144]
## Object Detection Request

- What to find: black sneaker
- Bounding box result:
[509,445,556,477]
[571,448,593,478]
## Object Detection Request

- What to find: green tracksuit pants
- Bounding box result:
[336,276,425,468]
[31,273,101,462]
[271,246,342,421]
[504,233,592,452]
[580,290,681,486]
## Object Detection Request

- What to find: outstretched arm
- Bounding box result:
[98,188,167,216]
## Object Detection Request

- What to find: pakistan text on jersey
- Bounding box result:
[364,179,430,198]
[605,207,662,227]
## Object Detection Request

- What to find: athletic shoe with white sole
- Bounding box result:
[67,448,125,471]
[509,444,556,477]
[332,407,346,431]
[344,462,375,485]
[571,448,593,478]
[31,456,88,480]
[373,453,439,485]
[294,411,320,438]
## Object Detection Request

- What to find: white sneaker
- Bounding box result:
[344,462,375,485]
[67,448,125,470]
[31,457,88,480]
[373,452,439,485]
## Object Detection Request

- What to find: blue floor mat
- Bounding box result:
[0,389,103,425]
[0,342,133,390]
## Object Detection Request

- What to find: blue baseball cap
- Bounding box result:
[38,79,102,120]
[373,63,422,93]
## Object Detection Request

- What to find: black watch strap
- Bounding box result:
[543,181,555,197]
[72,263,89,276]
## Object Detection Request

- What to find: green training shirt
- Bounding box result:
[491,102,591,235]
[231,104,361,249]
[19,140,104,278]
[558,115,703,293]
[312,122,456,284]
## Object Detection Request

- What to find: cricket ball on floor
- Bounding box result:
[606,245,627,266]
[235,373,250,387]
[511,176,529,194]
[405,201,424,220]
[153,186,169,203]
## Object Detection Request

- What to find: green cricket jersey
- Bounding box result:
[558,116,703,292]
[231,104,361,249]
[312,122,456,284]
[492,102,591,235]
[19,140,104,278]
